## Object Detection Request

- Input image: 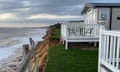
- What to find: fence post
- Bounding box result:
[23,44,29,58]
[22,44,31,72]
[29,39,39,72]
[98,26,105,72]
[34,56,39,72]
[30,38,33,45]
[65,24,68,50]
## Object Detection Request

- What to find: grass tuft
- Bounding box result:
[45,44,98,72]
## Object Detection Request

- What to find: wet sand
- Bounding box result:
[0,48,23,72]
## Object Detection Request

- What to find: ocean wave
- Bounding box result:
[0,28,47,61]
[0,38,21,48]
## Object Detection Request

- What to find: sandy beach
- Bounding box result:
[0,48,23,72]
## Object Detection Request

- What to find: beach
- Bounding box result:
[0,48,23,72]
[0,28,47,72]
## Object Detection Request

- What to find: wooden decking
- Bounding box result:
[68,42,98,50]
[67,37,99,42]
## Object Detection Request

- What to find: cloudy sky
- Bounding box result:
[0,0,119,27]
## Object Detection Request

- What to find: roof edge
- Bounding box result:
[81,3,120,15]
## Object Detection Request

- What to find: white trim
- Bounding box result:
[101,60,120,72]
[64,23,101,49]
[98,28,120,72]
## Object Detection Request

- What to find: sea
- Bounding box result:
[0,28,47,61]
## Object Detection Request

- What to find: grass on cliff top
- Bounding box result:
[51,28,60,39]
[49,26,61,40]
[45,44,98,72]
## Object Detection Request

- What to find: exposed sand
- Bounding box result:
[0,48,23,72]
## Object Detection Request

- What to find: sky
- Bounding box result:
[0,0,120,27]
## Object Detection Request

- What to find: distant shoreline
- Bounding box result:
[0,26,50,28]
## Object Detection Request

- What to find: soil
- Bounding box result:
[49,39,61,47]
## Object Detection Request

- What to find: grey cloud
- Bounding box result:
[0,0,120,24]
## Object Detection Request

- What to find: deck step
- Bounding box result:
[68,42,98,49]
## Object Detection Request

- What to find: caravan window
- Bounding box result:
[98,8,110,25]
[101,10,107,20]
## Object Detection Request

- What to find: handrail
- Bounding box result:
[66,23,100,38]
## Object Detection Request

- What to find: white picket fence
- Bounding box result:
[98,28,120,72]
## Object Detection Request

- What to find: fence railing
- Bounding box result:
[17,30,50,72]
[98,28,120,72]
[66,23,100,39]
